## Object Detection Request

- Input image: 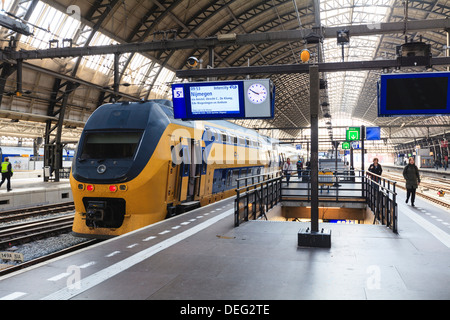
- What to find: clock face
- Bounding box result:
[247,83,268,104]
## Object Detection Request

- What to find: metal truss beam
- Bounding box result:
[0,18,448,61]
[253,124,450,131]
[176,56,450,78]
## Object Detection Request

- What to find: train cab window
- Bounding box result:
[80,131,142,160]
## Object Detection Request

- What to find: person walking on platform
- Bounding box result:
[403,157,420,207]
[368,158,382,182]
[0,157,13,192]
[283,158,295,186]
[296,159,303,180]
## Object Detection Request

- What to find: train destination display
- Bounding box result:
[189,83,241,116]
[378,72,450,116]
[172,79,275,120]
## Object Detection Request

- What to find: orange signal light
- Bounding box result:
[300,49,311,63]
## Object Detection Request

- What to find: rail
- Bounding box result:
[234,170,282,227]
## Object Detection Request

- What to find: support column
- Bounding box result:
[298,65,331,248]
[361,125,365,198]
[310,65,319,233]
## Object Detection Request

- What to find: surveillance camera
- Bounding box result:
[186,56,199,68]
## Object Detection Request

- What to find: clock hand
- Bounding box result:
[249,89,260,95]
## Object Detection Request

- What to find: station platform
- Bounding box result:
[0,170,71,211]
[0,185,448,302]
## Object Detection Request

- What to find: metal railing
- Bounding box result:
[234,170,282,227]
[281,169,366,202]
[365,171,398,233]
[233,168,398,233]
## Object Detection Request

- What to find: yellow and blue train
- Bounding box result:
[70,99,292,238]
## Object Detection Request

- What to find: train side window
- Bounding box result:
[226,170,232,186]
[232,169,239,186]
[221,131,227,143]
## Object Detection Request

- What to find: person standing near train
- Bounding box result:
[0,157,13,192]
[403,157,420,207]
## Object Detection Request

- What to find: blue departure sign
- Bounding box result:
[172,79,275,120]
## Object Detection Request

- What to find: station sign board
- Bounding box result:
[342,141,350,150]
[346,127,360,141]
[0,251,24,262]
[172,79,275,120]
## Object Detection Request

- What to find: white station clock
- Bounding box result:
[247,83,268,104]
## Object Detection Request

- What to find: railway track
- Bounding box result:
[0,202,104,277]
[382,172,450,209]
[0,201,75,224]
[0,239,102,277]
[0,201,76,250]
[0,213,75,250]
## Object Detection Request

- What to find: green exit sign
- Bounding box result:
[346,127,360,141]
[342,141,351,149]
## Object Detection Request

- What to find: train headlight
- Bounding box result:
[119,185,127,191]
[109,185,117,192]
[87,184,95,191]
[97,164,107,174]
[77,184,84,190]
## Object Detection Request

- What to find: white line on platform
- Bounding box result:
[403,207,450,248]
[41,209,234,300]
[0,292,27,300]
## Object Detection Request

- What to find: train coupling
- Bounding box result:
[86,200,106,223]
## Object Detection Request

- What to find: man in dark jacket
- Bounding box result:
[403,157,420,207]
[0,157,13,191]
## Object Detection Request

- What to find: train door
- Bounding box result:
[187,139,203,201]
[178,138,190,202]
[175,138,203,203]
[166,149,178,203]
[169,138,185,203]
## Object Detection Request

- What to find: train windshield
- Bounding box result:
[80,131,143,160]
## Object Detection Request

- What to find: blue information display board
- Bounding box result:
[172,79,275,120]
[378,72,450,116]
[365,126,381,140]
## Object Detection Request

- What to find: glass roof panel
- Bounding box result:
[20,1,81,50]
[320,0,395,122]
